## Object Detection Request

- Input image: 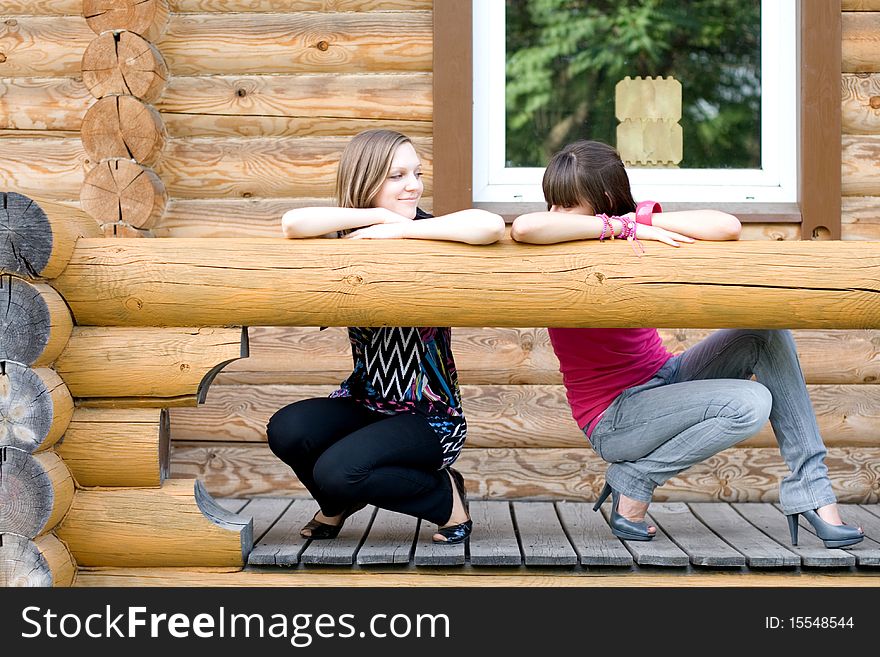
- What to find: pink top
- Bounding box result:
[548,328,672,436]
[549,200,671,437]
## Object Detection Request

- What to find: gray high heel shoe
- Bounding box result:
[787,510,863,549]
[593,482,654,541]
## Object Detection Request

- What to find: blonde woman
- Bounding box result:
[268,129,504,544]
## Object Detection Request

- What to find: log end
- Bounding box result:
[0,193,53,278]
[194,479,253,562]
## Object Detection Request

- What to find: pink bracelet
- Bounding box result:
[635,200,661,226]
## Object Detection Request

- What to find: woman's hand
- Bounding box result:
[344,220,412,239]
[635,224,695,247]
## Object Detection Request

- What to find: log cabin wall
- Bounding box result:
[1,1,879,515]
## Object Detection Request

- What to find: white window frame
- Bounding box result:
[472,0,799,204]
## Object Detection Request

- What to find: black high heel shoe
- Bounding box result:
[433,467,472,544]
[592,482,654,541]
[787,509,864,549]
[300,503,366,540]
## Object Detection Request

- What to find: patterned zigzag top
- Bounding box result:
[330,325,467,467]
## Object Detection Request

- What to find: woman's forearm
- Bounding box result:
[510,211,606,244]
[650,210,741,241]
[281,207,390,238]
[403,210,506,245]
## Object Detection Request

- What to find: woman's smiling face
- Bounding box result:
[372,141,423,219]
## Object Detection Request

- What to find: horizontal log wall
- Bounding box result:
[0,5,873,238]
[1,3,879,511]
[172,325,880,500]
[51,239,880,328]
[172,382,880,450]
[171,443,880,503]
[0,1,433,13]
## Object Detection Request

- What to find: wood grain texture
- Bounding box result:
[72,567,880,587]
[842,134,880,196]
[688,502,800,567]
[51,239,880,328]
[299,504,374,565]
[0,277,72,367]
[81,96,167,166]
[246,498,315,565]
[0,139,90,201]
[56,408,168,487]
[54,326,245,400]
[732,503,855,567]
[0,365,74,453]
[81,159,167,228]
[169,382,880,449]
[83,0,171,43]
[0,135,432,202]
[153,196,433,237]
[556,501,633,566]
[0,532,76,587]
[414,520,466,566]
[0,76,431,138]
[0,447,74,538]
[0,0,441,12]
[154,136,432,199]
[842,73,880,134]
[843,196,880,241]
[0,77,91,131]
[356,508,417,565]
[163,112,432,139]
[171,0,433,10]
[512,501,578,565]
[739,223,800,241]
[158,72,431,122]
[466,501,523,566]
[0,16,93,77]
[170,443,880,503]
[844,1,880,10]
[55,478,249,567]
[215,326,880,386]
[82,30,169,102]
[647,502,746,567]
[598,505,689,566]
[0,193,99,279]
[843,12,880,72]
[155,12,432,76]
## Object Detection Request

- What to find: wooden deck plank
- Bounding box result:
[512,501,578,566]
[555,502,632,567]
[688,502,800,568]
[236,497,292,543]
[731,504,856,568]
[356,509,418,565]
[859,504,880,520]
[216,498,249,513]
[74,568,880,587]
[597,505,690,566]
[299,506,375,566]
[776,504,880,567]
[414,520,466,566]
[467,501,522,566]
[247,499,317,566]
[648,503,746,567]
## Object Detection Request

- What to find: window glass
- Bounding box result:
[505,0,761,170]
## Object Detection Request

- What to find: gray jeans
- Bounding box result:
[589,329,835,514]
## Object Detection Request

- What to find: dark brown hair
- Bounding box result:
[542,140,636,215]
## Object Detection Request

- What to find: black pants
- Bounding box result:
[266,397,453,525]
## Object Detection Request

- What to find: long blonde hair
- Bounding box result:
[335,129,414,209]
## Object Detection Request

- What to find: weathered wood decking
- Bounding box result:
[218,498,880,572]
